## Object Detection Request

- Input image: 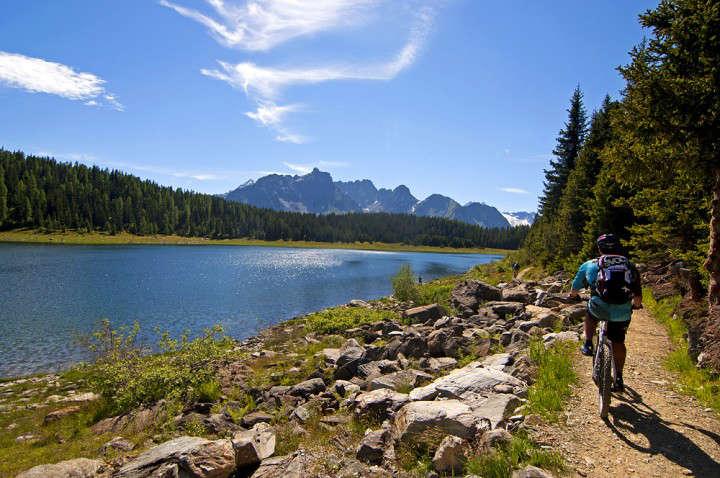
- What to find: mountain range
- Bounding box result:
[224,168,534,229]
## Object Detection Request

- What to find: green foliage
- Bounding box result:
[525,339,577,421]
[75,323,233,415]
[392,264,420,302]
[0,150,528,249]
[303,306,400,334]
[465,432,565,478]
[644,289,720,412]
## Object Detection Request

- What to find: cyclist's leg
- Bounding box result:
[582,311,598,356]
[607,320,630,388]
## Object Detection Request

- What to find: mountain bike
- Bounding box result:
[592,304,642,419]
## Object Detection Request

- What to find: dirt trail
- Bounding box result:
[535,308,720,477]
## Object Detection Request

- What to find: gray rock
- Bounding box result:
[17,458,105,478]
[114,436,235,478]
[334,380,361,396]
[480,353,513,371]
[288,378,326,398]
[465,393,523,429]
[409,364,527,401]
[369,369,433,392]
[250,452,312,478]
[397,333,427,358]
[43,406,81,424]
[501,285,531,303]
[451,280,502,316]
[560,304,587,323]
[419,356,458,373]
[355,429,388,465]
[542,331,580,347]
[233,423,277,468]
[394,400,490,442]
[403,304,443,323]
[481,429,512,448]
[241,411,274,428]
[334,341,368,380]
[432,435,467,474]
[356,361,382,378]
[353,389,409,420]
[348,299,371,308]
[291,404,311,423]
[512,465,554,478]
[484,301,525,317]
[102,436,135,454]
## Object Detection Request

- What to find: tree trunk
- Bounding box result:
[705,168,720,308]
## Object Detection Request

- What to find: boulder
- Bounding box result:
[233,423,277,468]
[542,331,580,347]
[432,435,467,474]
[43,406,81,424]
[334,380,361,396]
[114,436,235,478]
[356,429,388,465]
[481,429,512,448]
[560,304,587,323]
[418,356,458,374]
[397,333,427,358]
[480,353,513,371]
[369,369,433,392]
[451,280,502,316]
[409,365,527,401]
[403,304,443,323]
[17,458,105,478]
[501,285,531,303]
[484,301,525,317]
[393,400,490,442]
[512,465,554,478]
[353,389,409,420]
[250,452,311,478]
[348,299,371,308]
[334,342,367,380]
[241,411,274,428]
[288,378,326,398]
[464,393,523,429]
[101,436,135,454]
[426,329,468,358]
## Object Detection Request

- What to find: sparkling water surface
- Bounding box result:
[0,243,501,377]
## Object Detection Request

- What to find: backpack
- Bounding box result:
[596,255,634,304]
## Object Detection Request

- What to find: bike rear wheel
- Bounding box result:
[597,341,613,418]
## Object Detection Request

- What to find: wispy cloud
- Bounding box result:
[283,160,350,174]
[499,187,529,194]
[0,51,123,110]
[164,1,438,143]
[160,0,378,51]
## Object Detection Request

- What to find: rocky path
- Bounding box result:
[541,309,720,477]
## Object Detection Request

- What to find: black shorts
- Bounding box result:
[587,312,631,344]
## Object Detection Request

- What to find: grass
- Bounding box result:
[465,432,565,478]
[0,229,512,255]
[525,339,577,421]
[303,307,401,334]
[644,289,720,413]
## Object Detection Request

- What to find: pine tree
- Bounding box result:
[615,0,720,315]
[0,166,7,226]
[539,86,588,217]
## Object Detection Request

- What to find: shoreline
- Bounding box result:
[0,230,512,255]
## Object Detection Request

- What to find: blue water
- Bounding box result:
[0,244,501,377]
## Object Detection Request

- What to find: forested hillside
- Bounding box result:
[523,0,718,368]
[0,150,527,249]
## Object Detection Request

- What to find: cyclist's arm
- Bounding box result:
[569,262,588,297]
[630,263,643,307]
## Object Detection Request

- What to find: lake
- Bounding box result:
[0,243,502,377]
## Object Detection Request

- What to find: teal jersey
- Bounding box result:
[572,259,633,322]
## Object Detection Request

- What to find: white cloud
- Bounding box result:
[160,0,378,51]
[499,187,529,194]
[0,51,123,110]
[200,4,435,142]
[283,161,313,174]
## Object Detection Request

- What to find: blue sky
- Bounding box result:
[0,0,657,212]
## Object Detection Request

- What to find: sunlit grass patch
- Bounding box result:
[644,289,720,413]
[303,307,400,334]
[525,339,577,421]
[465,432,564,478]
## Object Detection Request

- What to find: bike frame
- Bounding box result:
[594,320,616,382]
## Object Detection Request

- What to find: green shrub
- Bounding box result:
[304,307,400,334]
[525,339,577,421]
[392,264,420,302]
[465,432,564,478]
[74,323,233,415]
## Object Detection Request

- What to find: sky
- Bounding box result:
[0,0,658,212]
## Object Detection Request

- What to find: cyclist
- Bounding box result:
[569,233,642,392]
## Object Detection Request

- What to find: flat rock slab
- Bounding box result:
[409,365,527,401]
[393,400,490,442]
[17,458,105,478]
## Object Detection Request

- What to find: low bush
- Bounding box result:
[525,339,577,421]
[465,432,564,478]
[392,264,420,302]
[73,323,234,415]
[303,307,400,334]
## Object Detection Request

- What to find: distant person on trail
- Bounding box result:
[418,275,423,285]
[512,262,520,278]
[569,233,642,392]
